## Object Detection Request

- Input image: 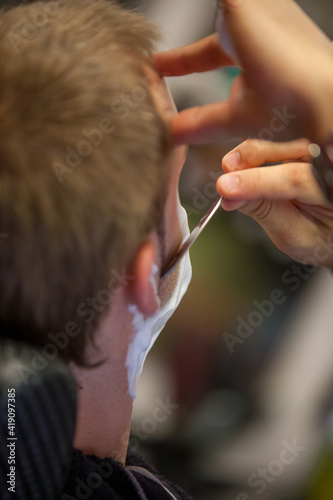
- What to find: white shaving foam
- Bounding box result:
[149,263,161,307]
[126,304,154,400]
[125,199,192,400]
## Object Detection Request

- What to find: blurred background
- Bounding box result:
[2,0,333,498]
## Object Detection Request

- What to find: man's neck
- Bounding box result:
[71,298,134,463]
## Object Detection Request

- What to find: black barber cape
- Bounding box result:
[61,448,193,500]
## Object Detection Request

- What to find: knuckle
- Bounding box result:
[241,199,273,220]
[250,139,266,153]
[239,139,266,165]
[288,164,312,191]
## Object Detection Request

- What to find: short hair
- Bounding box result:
[0,0,172,365]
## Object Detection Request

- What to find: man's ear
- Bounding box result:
[126,236,160,316]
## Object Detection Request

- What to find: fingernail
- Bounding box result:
[220,174,240,192]
[224,151,240,171]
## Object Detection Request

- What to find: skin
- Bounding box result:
[155,0,333,270]
[156,0,333,144]
[71,72,188,463]
[218,138,333,269]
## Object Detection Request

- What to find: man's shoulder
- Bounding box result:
[61,448,123,500]
[126,449,193,500]
[60,448,193,500]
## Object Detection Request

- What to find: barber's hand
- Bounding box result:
[216,139,333,269]
[155,0,333,145]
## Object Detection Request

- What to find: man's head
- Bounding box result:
[0,0,179,365]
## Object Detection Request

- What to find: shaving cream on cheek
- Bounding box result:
[126,264,160,400]
[125,201,192,400]
[149,263,160,306]
[126,304,155,400]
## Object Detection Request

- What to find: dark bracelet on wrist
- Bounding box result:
[309,137,333,202]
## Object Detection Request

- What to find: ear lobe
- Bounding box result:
[127,237,160,316]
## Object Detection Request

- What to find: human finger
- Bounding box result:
[171,78,270,145]
[155,34,235,77]
[220,0,333,143]
[217,162,328,207]
[222,138,312,172]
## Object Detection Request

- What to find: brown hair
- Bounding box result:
[0,0,171,365]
